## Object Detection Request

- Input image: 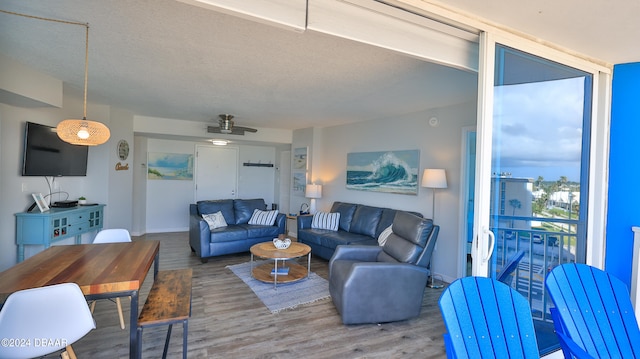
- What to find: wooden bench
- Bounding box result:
[137,268,193,359]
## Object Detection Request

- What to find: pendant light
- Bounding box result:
[56,25,110,146]
[0,9,110,146]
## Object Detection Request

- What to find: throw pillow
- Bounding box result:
[202,211,227,230]
[311,212,340,231]
[378,225,393,246]
[248,209,279,226]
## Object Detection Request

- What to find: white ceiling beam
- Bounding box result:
[307,0,479,72]
[175,0,307,32]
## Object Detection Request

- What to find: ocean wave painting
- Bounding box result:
[346,150,420,195]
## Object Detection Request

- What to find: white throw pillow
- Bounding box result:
[202,211,227,230]
[248,209,279,226]
[311,212,340,231]
[377,225,393,246]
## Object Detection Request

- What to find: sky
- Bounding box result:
[492,77,586,182]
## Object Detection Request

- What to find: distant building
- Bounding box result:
[490,174,533,230]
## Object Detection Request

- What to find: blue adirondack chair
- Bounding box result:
[546,263,640,358]
[439,276,540,358]
[496,250,526,287]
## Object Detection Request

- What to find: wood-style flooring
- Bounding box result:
[69,232,448,358]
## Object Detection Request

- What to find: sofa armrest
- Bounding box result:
[189,212,211,258]
[275,213,286,234]
[297,214,313,230]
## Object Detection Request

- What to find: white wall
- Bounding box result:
[297,101,477,282]
[145,139,196,233]
[0,91,112,269]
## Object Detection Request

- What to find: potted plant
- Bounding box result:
[78,196,87,205]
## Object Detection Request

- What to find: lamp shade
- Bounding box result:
[56,119,110,146]
[421,169,447,189]
[305,184,322,199]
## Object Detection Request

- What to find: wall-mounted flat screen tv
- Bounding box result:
[22,121,89,176]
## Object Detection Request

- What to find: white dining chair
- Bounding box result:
[91,228,132,329]
[0,283,96,359]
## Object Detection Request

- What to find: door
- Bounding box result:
[472,38,593,355]
[195,145,238,201]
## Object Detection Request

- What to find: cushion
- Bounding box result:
[248,209,279,226]
[377,225,393,246]
[234,199,266,224]
[330,202,357,231]
[202,211,228,230]
[197,199,235,224]
[349,206,383,237]
[311,212,340,231]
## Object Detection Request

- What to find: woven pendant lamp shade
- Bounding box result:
[57,119,110,146]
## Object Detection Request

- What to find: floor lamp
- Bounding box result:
[305,184,322,214]
[421,168,447,288]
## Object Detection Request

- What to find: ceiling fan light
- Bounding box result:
[210,139,228,146]
[220,128,232,134]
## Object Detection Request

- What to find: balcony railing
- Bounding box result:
[491,215,578,321]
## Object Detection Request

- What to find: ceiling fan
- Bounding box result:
[207,114,258,135]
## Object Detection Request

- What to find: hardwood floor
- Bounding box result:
[70,232,448,358]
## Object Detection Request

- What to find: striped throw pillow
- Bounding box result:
[248,209,279,226]
[311,212,340,231]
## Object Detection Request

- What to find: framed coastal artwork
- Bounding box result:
[147,152,194,180]
[292,172,307,195]
[293,147,308,171]
[346,150,420,195]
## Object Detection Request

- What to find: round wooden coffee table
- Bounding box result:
[250,241,311,289]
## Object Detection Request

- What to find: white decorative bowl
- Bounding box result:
[273,237,291,249]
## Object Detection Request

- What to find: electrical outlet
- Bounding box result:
[21,183,27,192]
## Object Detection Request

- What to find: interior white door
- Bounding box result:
[195,145,238,201]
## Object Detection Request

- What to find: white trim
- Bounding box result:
[470,31,495,277]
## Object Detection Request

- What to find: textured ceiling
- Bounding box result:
[0,0,477,131]
[0,0,636,133]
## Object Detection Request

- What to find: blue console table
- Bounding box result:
[15,204,105,262]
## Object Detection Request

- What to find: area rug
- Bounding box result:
[226,260,330,313]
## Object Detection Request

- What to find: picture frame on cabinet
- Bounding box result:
[32,192,49,212]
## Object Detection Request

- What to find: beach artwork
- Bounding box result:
[346,150,420,195]
[147,152,193,180]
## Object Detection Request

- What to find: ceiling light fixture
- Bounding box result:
[210,139,228,146]
[56,24,110,146]
[0,9,110,146]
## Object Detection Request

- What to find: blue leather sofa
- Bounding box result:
[297,201,427,260]
[189,198,286,263]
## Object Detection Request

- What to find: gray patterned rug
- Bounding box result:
[226,260,330,313]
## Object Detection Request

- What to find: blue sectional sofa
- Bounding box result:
[189,198,286,263]
[297,201,436,261]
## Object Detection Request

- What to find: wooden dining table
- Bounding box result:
[0,240,160,359]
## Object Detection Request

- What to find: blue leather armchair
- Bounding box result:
[328,211,439,324]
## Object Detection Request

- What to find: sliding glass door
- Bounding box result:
[472,40,593,355]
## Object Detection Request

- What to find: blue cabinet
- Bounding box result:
[15,204,105,262]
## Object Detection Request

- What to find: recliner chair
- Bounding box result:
[328,211,439,324]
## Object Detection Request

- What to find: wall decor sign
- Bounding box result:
[147,152,193,180]
[346,150,420,195]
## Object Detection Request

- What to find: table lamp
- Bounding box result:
[305,184,322,214]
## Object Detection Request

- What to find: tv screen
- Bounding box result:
[22,121,89,176]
